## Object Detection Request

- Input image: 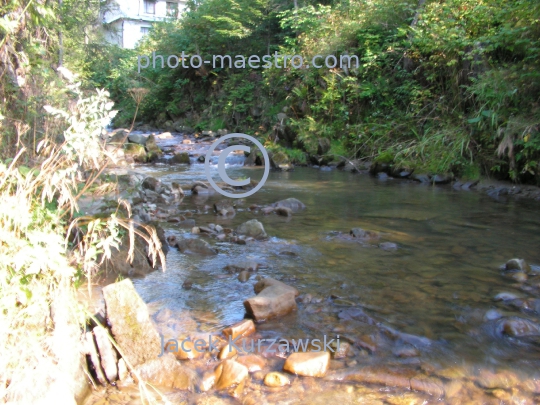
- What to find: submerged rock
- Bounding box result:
[496,317,540,337]
[350,228,380,241]
[379,242,398,251]
[236,355,266,372]
[174,238,218,255]
[275,207,293,217]
[244,278,299,321]
[102,279,161,367]
[272,198,306,213]
[236,219,267,239]
[505,258,531,273]
[283,351,330,377]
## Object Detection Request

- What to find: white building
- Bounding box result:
[102,0,187,49]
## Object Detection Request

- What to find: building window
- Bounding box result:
[140,27,150,35]
[144,1,155,14]
[166,2,178,17]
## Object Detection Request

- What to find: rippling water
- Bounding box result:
[132,161,540,379]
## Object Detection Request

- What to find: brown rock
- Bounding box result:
[283,351,330,377]
[219,344,238,360]
[244,278,299,321]
[238,270,251,282]
[264,372,290,387]
[223,320,256,340]
[102,279,161,367]
[214,360,249,390]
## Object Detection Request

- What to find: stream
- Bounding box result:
[85,134,540,405]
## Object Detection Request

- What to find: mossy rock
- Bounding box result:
[123,143,147,162]
[145,135,162,162]
[171,152,191,164]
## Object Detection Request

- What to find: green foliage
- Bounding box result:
[88,0,540,183]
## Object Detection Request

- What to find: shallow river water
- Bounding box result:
[86,154,540,405]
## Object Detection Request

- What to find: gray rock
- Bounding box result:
[174,238,218,255]
[142,176,160,191]
[109,129,130,144]
[273,198,306,213]
[432,174,453,184]
[128,133,148,145]
[102,279,162,367]
[461,179,479,190]
[236,219,267,239]
[412,173,431,183]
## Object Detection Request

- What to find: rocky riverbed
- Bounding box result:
[80,129,540,405]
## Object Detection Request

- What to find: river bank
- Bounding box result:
[80,130,540,405]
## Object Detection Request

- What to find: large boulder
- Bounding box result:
[272,198,306,213]
[123,143,147,163]
[102,279,162,367]
[128,133,148,145]
[244,278,299,321]
[283,351,330,377]
[236,219,267,239]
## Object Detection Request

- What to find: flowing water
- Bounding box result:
[86,146,540,404]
